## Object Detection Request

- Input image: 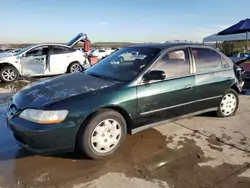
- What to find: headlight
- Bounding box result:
[19,109,69,124]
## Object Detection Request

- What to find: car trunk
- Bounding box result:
[66,33,90,52]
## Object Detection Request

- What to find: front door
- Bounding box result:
[20,46,48,76]
[190,47,235,111]
[136,47,196,128]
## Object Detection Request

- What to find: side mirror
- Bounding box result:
[143,70,166,81]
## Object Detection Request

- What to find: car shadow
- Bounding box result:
[52,150,91,160]
[196,111,216,118]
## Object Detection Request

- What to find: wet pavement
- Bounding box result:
[1,80,250,188]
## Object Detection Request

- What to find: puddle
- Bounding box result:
[0,120,250,188]
[0,81,31,93]
[1,80,250,187]
[0,81,32,105]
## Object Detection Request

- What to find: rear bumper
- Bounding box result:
[7,116,79,155]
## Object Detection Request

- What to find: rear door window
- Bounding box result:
[191,48,223,73]
[221,57,231,69]
[50,46,75,55]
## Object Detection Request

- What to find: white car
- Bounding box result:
[0,33,91,83]
[89,49,115,59]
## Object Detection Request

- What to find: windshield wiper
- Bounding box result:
[88,73,123,83]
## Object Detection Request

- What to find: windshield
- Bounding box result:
[14,45,34,56]
[86,47,161,82]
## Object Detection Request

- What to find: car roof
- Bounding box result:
[128,42,212,50]
[35,43,71,47]
[21,44,72,50]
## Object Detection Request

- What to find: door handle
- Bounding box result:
[34,58,44,61]
[185,84,192,90]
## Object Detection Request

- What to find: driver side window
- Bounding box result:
[26,46,48,57]
[151,48,190,78]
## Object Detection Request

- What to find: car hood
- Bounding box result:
[12,73,116,109]
[0,54,17,63]
[0,53,15,59]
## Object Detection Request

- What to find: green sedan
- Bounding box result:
[6,42,244,159]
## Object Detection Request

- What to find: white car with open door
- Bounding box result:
[0,33,91,83]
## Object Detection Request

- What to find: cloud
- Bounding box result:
[99,22,108,25]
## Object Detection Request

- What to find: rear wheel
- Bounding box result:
[0,66,18,83]
[77,109,127,159]
[217,89,239,117]
[68,62,83,73]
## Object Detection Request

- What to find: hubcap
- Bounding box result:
[70,64,82,73]
[91,119,122,153]
[220,93,237,116]
[2,68,17,81]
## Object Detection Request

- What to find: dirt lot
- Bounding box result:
[1,80,250,188]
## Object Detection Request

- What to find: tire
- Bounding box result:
[77,109,127,159]
[216,89,239,117]
[68,62,83,73]
[0,66,19,83]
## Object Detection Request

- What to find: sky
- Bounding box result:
[0,0,250,43]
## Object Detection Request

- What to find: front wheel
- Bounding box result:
[77,109,127,159]
[217,89,239,117]
[0,66,19,83]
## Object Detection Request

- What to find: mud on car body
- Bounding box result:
[7,42,244,159]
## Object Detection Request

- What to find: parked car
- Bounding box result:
[105,48,116,54]
[7,43,244,159]
[230,56,250,80]
[236,52,250,58]
[88,49,114,59]
[0,33,91,83]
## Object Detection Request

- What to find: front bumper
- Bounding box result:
[7,115,79,155]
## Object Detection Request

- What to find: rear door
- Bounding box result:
[190,47,234,110]
[49,46,75,74]
[136,47,196,128]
